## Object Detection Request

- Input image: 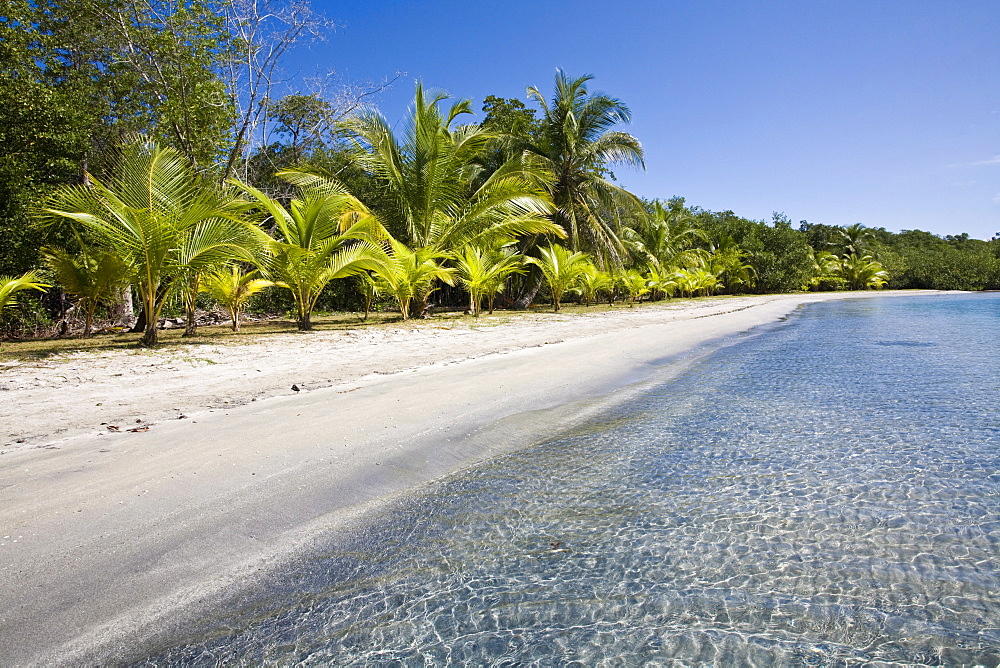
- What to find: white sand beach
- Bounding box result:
[0,291,946,663]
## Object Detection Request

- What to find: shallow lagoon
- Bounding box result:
[145,293,1000,665]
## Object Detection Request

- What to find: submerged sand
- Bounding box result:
[0,291,947,663]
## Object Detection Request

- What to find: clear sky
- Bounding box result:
[285,0,999,240]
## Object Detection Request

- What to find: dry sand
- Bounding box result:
[0,291,946,664]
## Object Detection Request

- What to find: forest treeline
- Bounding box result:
[2,0,998,343]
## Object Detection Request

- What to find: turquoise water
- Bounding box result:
[144,293,1000,665]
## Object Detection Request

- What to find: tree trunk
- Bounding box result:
[512,266,544,309]
[182,276,199,337]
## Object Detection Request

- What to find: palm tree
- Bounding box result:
[645,268,678,301]
[374,240,455,319]
[708,234,754,294]
[838,254,889,290]
[201,266,275,332]
[453,242,524,316]
[525,243,591,312]
[0,271,49,312]
[41,247,130,337]
[336,83,562,253]
[619,270,650,307]
[804,249,842,290]
[622,199,706,272]
[40,138,252,346]
[236,177,391,330]
[524,70,645,265]
[835,223,874,257]
[574,264,615,306]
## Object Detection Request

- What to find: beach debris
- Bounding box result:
[177,414,188,419]
[127,425,149,433]
[291,384,300,392]
[106,425,120,432]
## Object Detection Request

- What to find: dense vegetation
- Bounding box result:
[3,0,997,343]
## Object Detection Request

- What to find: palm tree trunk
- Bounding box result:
[512,267,544,309]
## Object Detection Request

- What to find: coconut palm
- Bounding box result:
[39,138,252,346]
[804,249,843,290]
[236,178,391,330]
[619,270,650,307]
[622,200,707,272]
[524,70,645,265]
[41,247,130,337]
[454,242,525,316]
[838,254,889,290]
[645,268,679,301]
[375,240,455,319]
[835,223,874,257]
[574,264,615,307]
[335,83,562,253]
[0,271,50,312]
[525,243,591,312]
[708,234,754,294]
[356,273,382,321]
[201,265,275,332]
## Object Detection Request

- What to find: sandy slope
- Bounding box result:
[0,291,944,664]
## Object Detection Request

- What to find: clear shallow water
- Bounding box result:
[145,294,1000,665]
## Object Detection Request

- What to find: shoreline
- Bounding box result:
[0,291,957,663]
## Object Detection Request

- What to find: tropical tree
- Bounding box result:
[835,223,874,257]
[525,243,590,312]
[356,273,382,321]
[237,176,390,330]
[574,264,615,307]
[523,70,645,266]
[39,138,252,346]
[838,254,889,290]
[622,199,706,272]
[374,240,455,319]
[201,265,274,332]
[41,246,130,336]
[453,243,524,316]
[645,268,678,301]
[338,83,562,253]
[708,234,754,293]
[0,271,49,312]
[803,249,843,290]
[619,270,650,307]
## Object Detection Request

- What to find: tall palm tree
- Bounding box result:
[524,70,645,265]
[337,83,562,253]
[40,138,252,346]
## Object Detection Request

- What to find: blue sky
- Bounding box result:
[286,0,999,239]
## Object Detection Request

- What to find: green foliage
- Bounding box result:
[341,82,561,251]
[201,266,275,331]
[42,246,130,335]
[238,172,390,329]
[39,138,253,345]
[454,243,524,316]
[525,70,645,265]
[525,244,591,312]
[0,271,50,311]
